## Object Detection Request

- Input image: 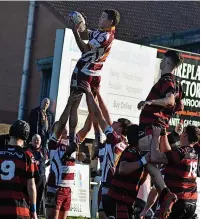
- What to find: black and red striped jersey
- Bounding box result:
[0,145,39,217]
[139,73,183,128]
[163,145,198,201]
[107,146,148,205]
[74,27,115,76]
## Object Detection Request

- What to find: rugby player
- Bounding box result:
[45,93,93,219]
[137,50,184,218]
[68,9,120,146]
[102,124,149,219]
[80,82,131,219]
[0,120,38,219]
[143,125,199,219]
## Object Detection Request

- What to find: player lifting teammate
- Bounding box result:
[137,50,184,218]
[68,9,120,146]
[45,92,93,219]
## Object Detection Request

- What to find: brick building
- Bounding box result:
[0,1,200,126]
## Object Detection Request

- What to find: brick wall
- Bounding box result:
[0,2,65,124]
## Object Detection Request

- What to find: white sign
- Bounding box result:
[68,164,91,218]
[55,28,157,139]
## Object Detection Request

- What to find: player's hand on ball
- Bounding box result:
[152,126,161,137]
[69,11,86,32]
[68,18,79,31]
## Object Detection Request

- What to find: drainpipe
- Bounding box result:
[18,0,36,120]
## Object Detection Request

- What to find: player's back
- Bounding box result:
[163,146,198,201]
[0,145,32,217]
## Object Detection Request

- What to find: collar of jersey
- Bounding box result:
[99,26,115,32]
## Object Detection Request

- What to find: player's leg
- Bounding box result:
[35,176,44,215]
[45,190,59,219]
[91,76,103,147]
[69,70,84,144]
[102,195,117,218]
[69,91,83,144]
[138,127,177,218]
[58,187,71,219]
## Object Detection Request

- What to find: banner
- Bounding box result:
[55,28,157,138]
[68,164,91,217]
[156,49,200,131]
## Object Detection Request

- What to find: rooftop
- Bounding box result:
[44,1,200,42]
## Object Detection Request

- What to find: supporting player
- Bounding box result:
[146,125,199,219]
[0,120,38,219]
[102,124,149,219]
[68,9,120,146]
[45,93,93,219]
[137,50,184,218]
[80,82,131,219]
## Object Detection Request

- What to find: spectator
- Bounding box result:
[29,134,49,216]
[167,120,184,148]
[28,98,50,148]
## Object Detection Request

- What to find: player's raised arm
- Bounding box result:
[69,17,90,53]
[93,87,112,126]
[80,82,108,132]
[54,92,79,139]
[76,114,93,143]
[150,126,169,164]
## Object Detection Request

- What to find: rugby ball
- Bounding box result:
[69,11,86,32]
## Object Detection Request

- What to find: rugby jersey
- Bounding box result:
[107,146,148,205]
[101,126,127,188]
[139,73,183,128]
[162,146,198,201]
[47,133,81,190]
[0,146,39,217]
[74,27,115,76]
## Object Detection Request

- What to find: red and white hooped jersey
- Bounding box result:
[47,133,81,190]
[74,27,115,76]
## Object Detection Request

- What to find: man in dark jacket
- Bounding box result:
[28,98,51,148]
[29,134,49,216]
